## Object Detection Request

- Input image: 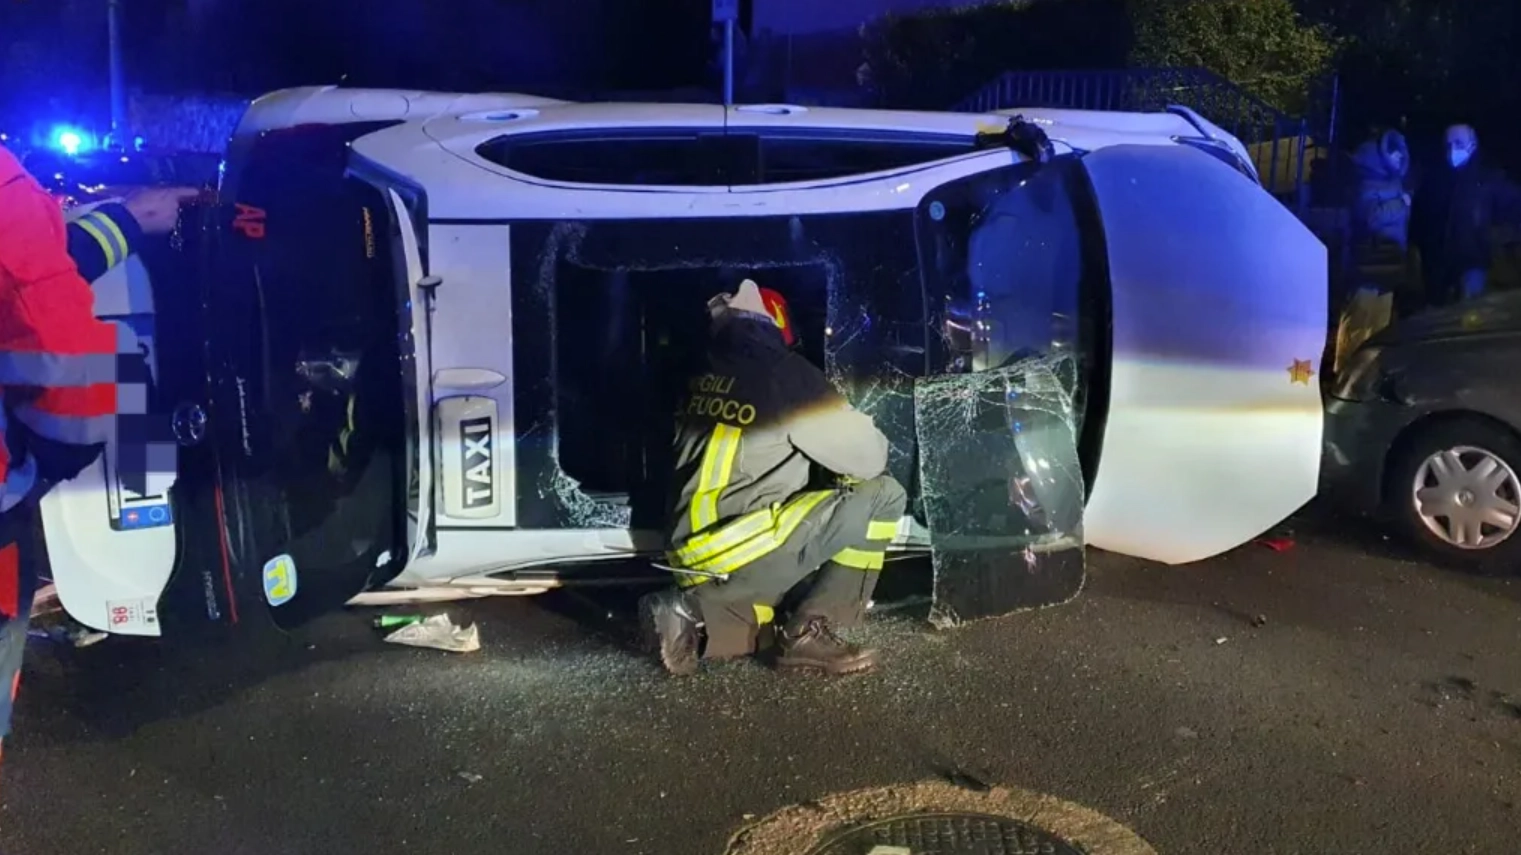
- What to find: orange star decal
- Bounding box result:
[1287,359,1315,385]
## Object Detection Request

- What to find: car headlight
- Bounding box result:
[1331,345,1384,401]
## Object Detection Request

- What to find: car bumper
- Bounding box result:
[1321,395,1416,517]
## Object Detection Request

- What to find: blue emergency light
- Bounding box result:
[49,125,90,156]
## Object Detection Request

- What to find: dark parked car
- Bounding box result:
[1323,291,1521,570]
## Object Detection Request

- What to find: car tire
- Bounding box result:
[1385,418,1521,573]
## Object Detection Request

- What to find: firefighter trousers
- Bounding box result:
[0,501,43,761]
[689,474,907,659]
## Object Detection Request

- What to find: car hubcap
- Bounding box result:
[1411,445,1521,549]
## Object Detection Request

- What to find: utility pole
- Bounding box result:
[107,0,127,146]
[712,0,737,105]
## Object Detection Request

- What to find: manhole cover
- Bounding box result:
[725,780,1156,855]
[807,811,1086,855]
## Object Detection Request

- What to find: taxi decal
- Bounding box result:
[262,554,298,607]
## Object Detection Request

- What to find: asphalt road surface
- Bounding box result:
[4,511,1520,854]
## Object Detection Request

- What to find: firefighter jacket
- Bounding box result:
[0,147,140,514]
[67,200,146,281]
[666,314,890,575]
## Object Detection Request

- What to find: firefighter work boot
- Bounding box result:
[639,589,702,677]
[775,616,877,675]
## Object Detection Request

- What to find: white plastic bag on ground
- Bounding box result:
[383,614,480,653]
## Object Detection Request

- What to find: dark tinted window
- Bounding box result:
[918,158,1093,370]
[477,131,971,186]
[477,133,725,185]
[757,137,968,183]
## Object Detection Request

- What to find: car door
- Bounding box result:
[373,183,436,568]
[912,155,1095,624]
[1078,143,1326,564]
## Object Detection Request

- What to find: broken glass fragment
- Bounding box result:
[914,354,1086,627]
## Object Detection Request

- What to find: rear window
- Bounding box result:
[757,136,968,183]
[476,131,971,186]
[477,133,724,185]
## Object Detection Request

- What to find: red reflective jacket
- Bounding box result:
[0,147,133,513]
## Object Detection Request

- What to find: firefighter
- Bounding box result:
[0,146,191,768]
[640,279,907,677]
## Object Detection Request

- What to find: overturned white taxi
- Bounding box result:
[42,87,1327,635]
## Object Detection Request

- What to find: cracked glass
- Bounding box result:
[914,358,1085,626]
[913,158,1094,624]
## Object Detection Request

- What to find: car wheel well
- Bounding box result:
[1380,410,1521,508]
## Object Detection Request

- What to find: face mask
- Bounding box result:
[1449,147,1472,167]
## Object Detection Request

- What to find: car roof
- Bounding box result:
[234,86,1245,156]
[229,87,1260,217]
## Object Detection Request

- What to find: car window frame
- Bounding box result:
[475,127,978,188]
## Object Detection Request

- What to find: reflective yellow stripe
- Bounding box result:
[831,547,885,570]
[74,217,119,269]
[338,393,357,455]
[866,520,898,541]
[753,604,775,625]
[674,490,835,586]
[672,506,772,566]
[90,211,130,262]
[689,424,742,534]
[691,490,833,576]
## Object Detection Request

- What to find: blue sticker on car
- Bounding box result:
[262,554,297,607]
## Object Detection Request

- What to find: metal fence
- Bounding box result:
[951,68,1329,211]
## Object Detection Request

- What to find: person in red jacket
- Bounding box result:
[0,145,192,768]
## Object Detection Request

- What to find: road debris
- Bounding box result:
[383,614,480,653]
[1251,614,1268,628]
[373,614,426,629]
[456,771,483,784]
[941,770,992,792]
[1256,537,1296,552]
[28,618,108,648]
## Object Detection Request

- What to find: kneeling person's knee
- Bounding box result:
[859,474,907,517]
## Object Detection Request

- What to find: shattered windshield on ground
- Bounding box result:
[502,153,1097,622]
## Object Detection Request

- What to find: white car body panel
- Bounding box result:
[426,224,518,528]
[233,86,570,138]
[382,187,438,565]
[1081,145,1325,563]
